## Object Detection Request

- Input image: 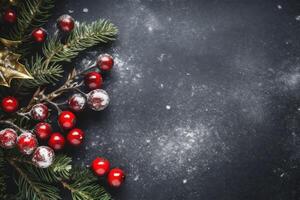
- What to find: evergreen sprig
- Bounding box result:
[8,0,55,41]
[63,169,111,200]
[0,149,7,199]
[43,20,118,63]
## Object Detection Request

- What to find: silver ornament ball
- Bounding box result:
[87,89,110,111]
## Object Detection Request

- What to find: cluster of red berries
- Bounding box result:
[2,9,75,43]
[92,157,125,188]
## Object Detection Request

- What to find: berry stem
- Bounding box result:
[0,120,26,133]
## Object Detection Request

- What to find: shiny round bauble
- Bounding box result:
[31,28,47,43]
[67,128,84,146]
[91,157,110,176]
[48,132,65,151]
[57,14,75,32]
[3,9,17,24]
[58,111,76,130]
[34,122,52,140]
[107,168,126,187]
[1,96,19,113]
[85,72,103,90]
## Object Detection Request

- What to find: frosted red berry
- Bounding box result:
[31,28,47,43]
[68,94,86,112]
[67,128,84,146]
[97,54,114,71]
[17,132,38,155]
[31,104,49,121]
[48,132,65,151]
[58,111,76,130]
[57,14,75,32]
[3,9,17,24]
[0,128,17,149]
[1,96,19,113]
[107,168,125,187]
[34,122,52,140]
[91,157,110,176]
[32,146,55,168]
[85,72,103,90]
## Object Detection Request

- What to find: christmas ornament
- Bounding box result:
[32,146,55,168]
[34,122,52,140]
[0,128,17,149]
[85,71,103,90]
[107,168,125,187]
[30,103,49,121]
[68,93,86,112]
[1,96,19,113]
[48,132,65,151]
[91,157,110,176]
[67,128,84,146]
[87,89,110,111]
[97,54,114,72]
[0,49,33,87]
[57,14,75,32]
[31,28,47,43]
[3,8,17,24]
[17,132,38,155]
[58,111,76,129]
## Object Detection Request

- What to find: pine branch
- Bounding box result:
[8,0,55,41]
[10,160,61,200]
[21,55,63,89]
[43,20,118,63]
[62,169,111,200]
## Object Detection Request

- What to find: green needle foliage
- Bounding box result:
[0,0,117,199]
[8,0,55,41]
[43,20,118,63]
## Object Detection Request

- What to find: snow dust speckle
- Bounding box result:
[277,5,282,10]
[183,179,187,184]
[296,15,300,21]
[166,105,171,110]
[83,8,89,13]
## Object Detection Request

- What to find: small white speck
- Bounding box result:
[83,8,89,13]
[186,73,191,76]
[183,179,187,184]
[160,83,164,89]
[296,15,300,21]
[166,105,171,110]
[277,5,282,10]
[146,139,151,143]
[297,107,300,111]
[134,175,139,181]
[68,10,74,13]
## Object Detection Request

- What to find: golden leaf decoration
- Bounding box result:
[0,49,33,87]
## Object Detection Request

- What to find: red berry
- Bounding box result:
[97,54,114,71]
[32,146,55,168]
[31,104,49,121]
[3,9,17,24]
[1,96,19,113]
[0,128,17,149]
[68,94,86,112]
[57,14,75,32]
[31,28,47,43]
[91,157,110,176]
[107,168,125,187]
[85,72,103,90]
[67,128,84,146]
[34,122,52,140]
[48,132,65,151]
[17,132,38,155]
[58,111,76,130]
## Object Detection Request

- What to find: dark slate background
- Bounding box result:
[49,0,300,199]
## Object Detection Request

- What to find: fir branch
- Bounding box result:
[23,55,63,89]
[10,160,61,200]
[62,169,111,200]
[8,0,55,41]
[43,20,118,63]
